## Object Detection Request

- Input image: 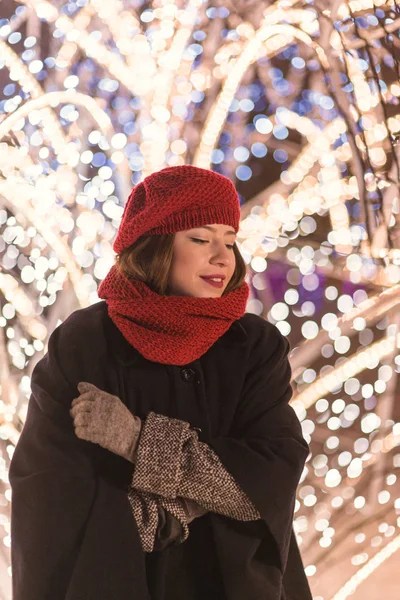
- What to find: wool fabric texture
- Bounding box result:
[113,165,241,253]
[97,267,249,365]
[99,164,249,365]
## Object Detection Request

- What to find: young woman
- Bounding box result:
[9,165,312,600]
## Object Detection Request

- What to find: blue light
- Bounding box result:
[132,172,142,184]
[125,143,139,155]
[220,131,231,145]
[8,32,22,44]
[251,143,267,158]
[274,80,291,95]
[44,57,55,68]
[113,98,127,111]
[98,78,119,92]
[234,146,250,162]
[357,58,369,72]
[269,67,283,79]
[367,15,378,26]
[384,55,395,68]
[193,31,206,41]
[273,125,289,140]
[379,79,388,93]
[292,57,305,69]
[92,152,106,167]
[248,83,262,100]
[355,16,369,29]
[218,7,230,17]
[211,149,224,164]
[239,98,254,112]
[254,116,272,134]
[189,43,203,56]
[23,36,36,48]
[226,30,240,41]
[53,29,65,39]
[124,122,137,135]
[129,155,145,171]
[191,90,204,103]
[320,96,334,110]
[236,165,252,181]
[228,99,240,112]
[129,97,142,109]
[140,10,154,23]
[273,149,288,163]
[3,84,15,96]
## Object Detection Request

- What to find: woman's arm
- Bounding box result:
[131,412,261,522]
[70,324,308,572]
[68,383,209,552]
[71,383,259,523]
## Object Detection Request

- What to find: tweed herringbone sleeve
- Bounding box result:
[130,412,261,521]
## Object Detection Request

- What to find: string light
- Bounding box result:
[0,1,399,598]
[331,534,400,600]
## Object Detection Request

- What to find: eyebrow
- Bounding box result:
[192,226,236,236]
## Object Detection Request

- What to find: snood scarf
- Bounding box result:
[98,265,249,366]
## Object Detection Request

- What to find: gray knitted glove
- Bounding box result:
[70,382,142,463]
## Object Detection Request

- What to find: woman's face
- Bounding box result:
[167,223,237,297]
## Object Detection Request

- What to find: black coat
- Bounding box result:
[9,301,312,600]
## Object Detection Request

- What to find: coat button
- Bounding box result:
[180,367,196,382]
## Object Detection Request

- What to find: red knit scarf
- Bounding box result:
[98,265,250,365]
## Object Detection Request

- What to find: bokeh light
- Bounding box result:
[0,1,400,599]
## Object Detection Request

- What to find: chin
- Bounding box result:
[170,281,224,298]
[198,288,223,298]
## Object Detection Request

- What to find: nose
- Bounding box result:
[210,241,232,265]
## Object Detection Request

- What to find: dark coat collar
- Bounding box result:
[102,303,248,367]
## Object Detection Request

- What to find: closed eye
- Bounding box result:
[190,238,234,250]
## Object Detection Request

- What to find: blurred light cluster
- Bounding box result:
[0,0,399,598]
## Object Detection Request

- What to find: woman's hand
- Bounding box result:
[70,382,142,463]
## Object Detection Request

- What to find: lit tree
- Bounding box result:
[0,1,399,597]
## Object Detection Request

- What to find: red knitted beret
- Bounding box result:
[113,165,241,254]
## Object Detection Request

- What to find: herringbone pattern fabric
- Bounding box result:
[130,411,260,553]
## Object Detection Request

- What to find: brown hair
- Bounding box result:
[115,233,247,296]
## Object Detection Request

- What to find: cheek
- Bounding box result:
[229,254,236,276]
[171,245,202,279]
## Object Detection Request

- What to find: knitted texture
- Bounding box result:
[113,165,242,254]
[98,163,249,364]
[132,412,261,522]
[98,267,249,365]
[70,382,142,462]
